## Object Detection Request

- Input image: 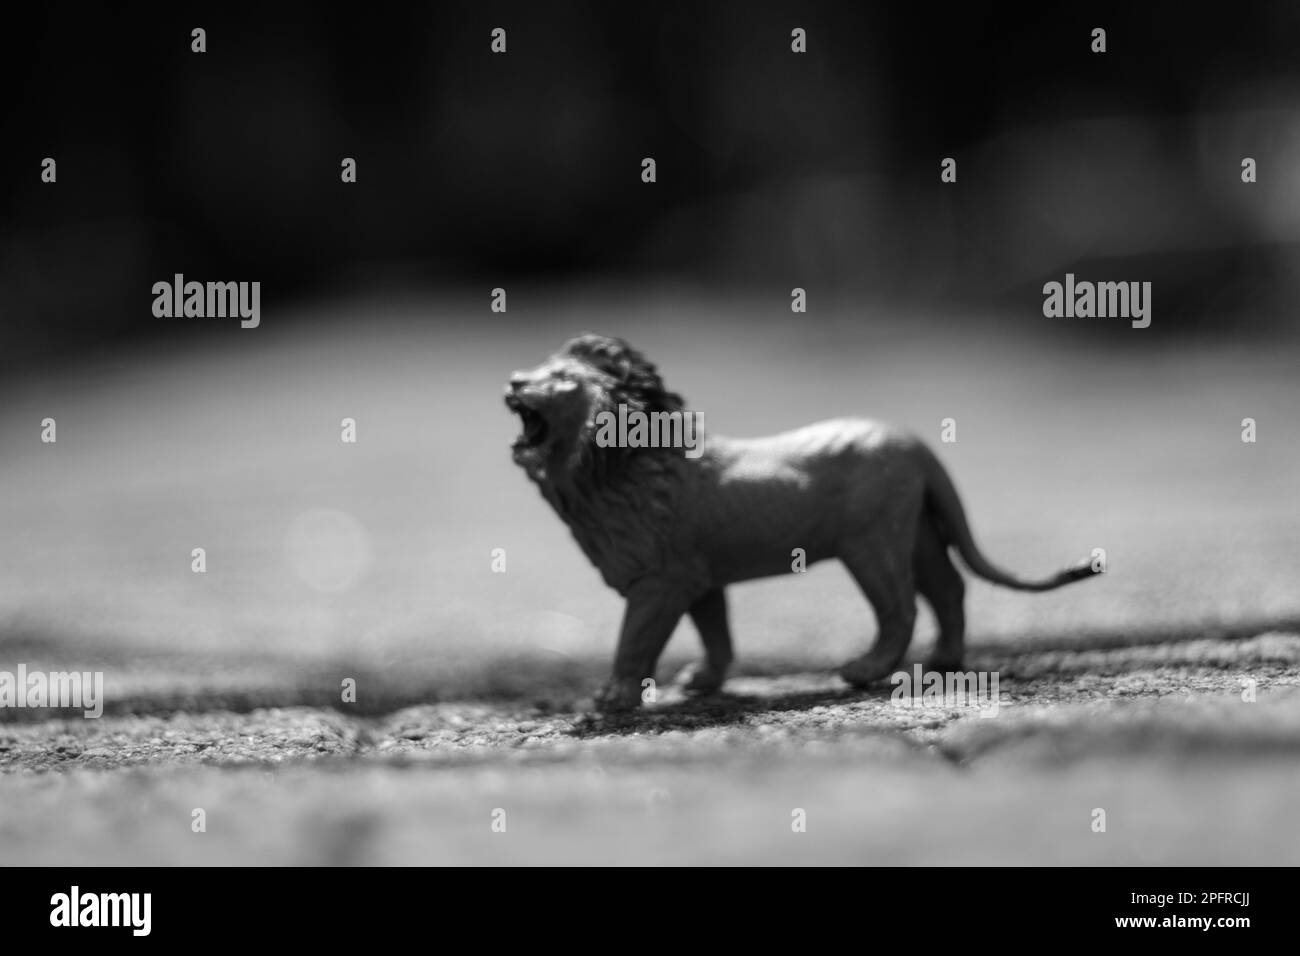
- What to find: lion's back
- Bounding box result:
[717,418,918,476]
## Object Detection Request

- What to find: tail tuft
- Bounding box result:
[1070,558,1101,578]
[1059,558,1102,585]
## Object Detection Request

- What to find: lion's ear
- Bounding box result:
[565,334,633,382]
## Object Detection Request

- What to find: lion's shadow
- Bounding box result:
[564,683,891,737]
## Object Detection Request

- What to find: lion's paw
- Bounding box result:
[924,653,965,673]
[839,653,904,688]
[593,677,645,713]
[674,661,726,696]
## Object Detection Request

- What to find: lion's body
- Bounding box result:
[681,420,924,586]
[507,335,1098,710]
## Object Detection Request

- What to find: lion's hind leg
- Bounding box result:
[914,510,966,672]
[838,533,918,688]
[675,588,732,695]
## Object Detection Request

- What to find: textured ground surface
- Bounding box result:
[3,630,1300,865]
[2,292,1297,865]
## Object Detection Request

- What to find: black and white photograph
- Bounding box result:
[0,0,1296,904]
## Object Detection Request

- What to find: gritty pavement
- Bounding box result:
[2,631,1299,865]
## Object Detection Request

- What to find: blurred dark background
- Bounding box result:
[4,0,1300,370]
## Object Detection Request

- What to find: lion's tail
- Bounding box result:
[918,445,1100,592]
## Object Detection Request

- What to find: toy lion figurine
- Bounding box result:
[505,334,1099,711]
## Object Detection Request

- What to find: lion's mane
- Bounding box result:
[535,335,696,594]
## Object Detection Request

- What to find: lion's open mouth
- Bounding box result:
[505,393,549,448]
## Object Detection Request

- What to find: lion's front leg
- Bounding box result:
[674,588,732,695]
[594,582,690,712]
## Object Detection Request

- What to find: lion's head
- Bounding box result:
[504,333,685,481]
